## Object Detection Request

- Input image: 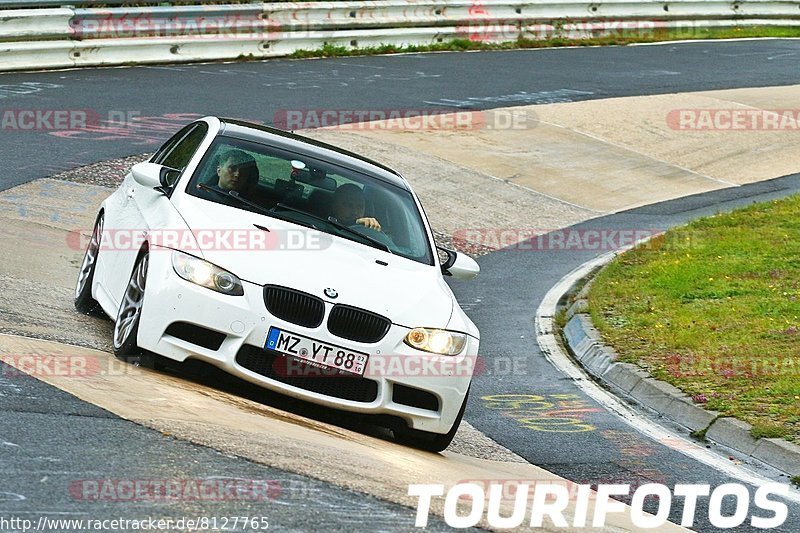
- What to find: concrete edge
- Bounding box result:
[560,291,800,479]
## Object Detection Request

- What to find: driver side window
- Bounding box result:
[152,124,191,164]
[158,123,208,172]
[150,123,208,196]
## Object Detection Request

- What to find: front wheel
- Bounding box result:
[74,214,103,315]
[392,390,469,453]
[113,252,148,359]
[112,251,168,371]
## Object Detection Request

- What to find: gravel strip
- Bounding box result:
[51,153,151,189]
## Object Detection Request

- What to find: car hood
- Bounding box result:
[175,198,454,328]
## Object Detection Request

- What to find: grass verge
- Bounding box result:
[587,195,800,443]
[289,27,800,59]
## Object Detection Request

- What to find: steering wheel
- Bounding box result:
[349,224,394,247]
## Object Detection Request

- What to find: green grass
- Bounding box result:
[690,427,709,442]
[588,195,800,443]
[289,27,800,59]
[554,308,569,329]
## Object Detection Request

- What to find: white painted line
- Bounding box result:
[631,37,800,47]
[535,248,800,504]
[423,89,595,108]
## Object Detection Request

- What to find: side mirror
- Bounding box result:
[131,162,181,192]
[131,162,165,188]
[437,247,480,280]
[159,166,181,188]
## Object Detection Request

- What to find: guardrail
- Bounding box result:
[1,1,799,71]
[0,0,257,7]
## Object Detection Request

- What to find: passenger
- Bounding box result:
[330,183,381,231]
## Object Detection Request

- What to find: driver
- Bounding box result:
[215,149,258,193]
[330,183,381,231]
[196,149,265,208]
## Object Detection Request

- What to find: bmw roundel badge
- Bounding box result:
[324,287,338,299]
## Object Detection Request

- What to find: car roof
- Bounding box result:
[217,118,410,191]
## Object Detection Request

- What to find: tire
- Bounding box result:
[393,389,469,453]
[74,213,104,315]
[113,251,148,360]
[112,250,169,371]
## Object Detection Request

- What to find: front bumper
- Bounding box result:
[136,250,477,434]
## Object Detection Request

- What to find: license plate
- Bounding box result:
[265,327,369,376]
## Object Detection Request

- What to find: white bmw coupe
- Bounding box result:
[75,116,480,451]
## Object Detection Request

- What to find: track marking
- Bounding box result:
[482,393,599,433]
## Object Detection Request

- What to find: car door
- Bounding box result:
[108,123,209,304]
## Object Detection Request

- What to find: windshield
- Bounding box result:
[185,136,434,265]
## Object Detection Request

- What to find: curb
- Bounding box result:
[560,288,800,479]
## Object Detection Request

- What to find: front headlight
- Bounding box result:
[171,250,244,296]
[404,328,467,356]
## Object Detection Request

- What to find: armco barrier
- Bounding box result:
[1,1,799,71]
[0,7,71,39]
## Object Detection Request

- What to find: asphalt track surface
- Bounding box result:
[2,40,800,532]
[2,39,800,191]
[0,368,459,532]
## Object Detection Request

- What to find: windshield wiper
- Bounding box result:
[273,202,392,254]
[197,184,275,218]
[198,185,320,230]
